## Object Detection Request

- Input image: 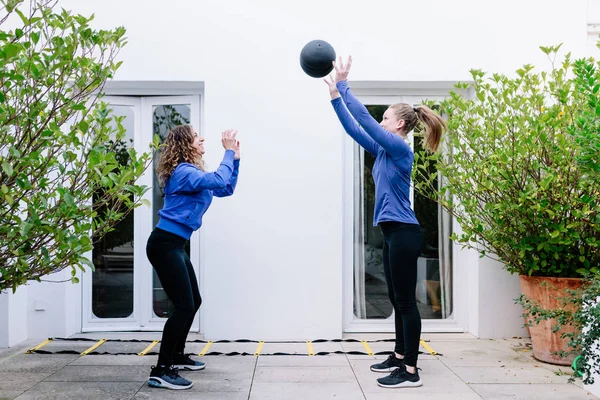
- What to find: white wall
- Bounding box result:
[4,0,594,342]
[25,269,81,340]
[589,0,600,55]
[0,287,28,347]
[1,268,80,347]
[475,257,529,338]
[451,220,528,338]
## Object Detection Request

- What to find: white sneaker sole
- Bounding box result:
[377,379,422,388]
[370,366,401,373]
[173,363,206,371]
[147,377,193,390]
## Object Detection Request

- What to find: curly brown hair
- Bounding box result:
[389,103,447,153]
[156,124,205,185]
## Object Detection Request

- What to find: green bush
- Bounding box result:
[414,44,600,278]
[0,0,153,292]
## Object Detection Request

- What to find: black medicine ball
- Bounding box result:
[299,40,336,78]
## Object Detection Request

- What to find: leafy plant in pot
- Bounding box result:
[413,44,600,365]
[519,276,600,383]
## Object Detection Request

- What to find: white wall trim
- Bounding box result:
[348,81,464,97]
[102,81,204,96]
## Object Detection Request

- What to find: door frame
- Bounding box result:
[138,96,201,331]
[341,87,465,333]
[82,96,143,332]
[82,94,202,332]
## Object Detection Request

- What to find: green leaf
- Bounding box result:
[78,256,95,272]
[14,9,29,26]
[2,160,14,176]
[19,221,33,237]
[63,192,75,207]
[31,31,40,45]
[3,43,20,59]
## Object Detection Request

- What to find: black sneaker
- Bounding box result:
[377,368,422,388]
[370,354,406,373]
[173,354,206,371]
[147,365,193,390]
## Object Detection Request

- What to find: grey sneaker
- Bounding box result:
[377,368,422,388]
[147,365,193,390]
[370,354,406,373]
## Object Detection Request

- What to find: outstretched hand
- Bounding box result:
[333,55,352,83]
[323,56,352,99]
[222,129,237,151]
[323,73,339,98]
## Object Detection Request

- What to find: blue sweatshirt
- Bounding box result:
[332,80,419,226]
[156,149,240,239]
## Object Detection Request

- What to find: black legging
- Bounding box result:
[146,228,202,366]
[380,221,424,367]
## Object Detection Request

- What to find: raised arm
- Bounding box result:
[213,158,240,197]
[332,56,410,159]
[331,98,379,156]
[184,150,236,191]
[336,80,410,159]
[325,74,379,156]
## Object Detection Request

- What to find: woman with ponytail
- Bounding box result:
[324,56,446,389]
[146,125,240,390]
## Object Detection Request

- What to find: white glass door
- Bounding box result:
[83,95,201,332]
[82,96,142,331]
[343,95,457,333]
[138,96,201,331]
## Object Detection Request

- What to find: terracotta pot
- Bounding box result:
[519,275,582,365]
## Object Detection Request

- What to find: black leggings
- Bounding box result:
[146,228,202,366]
[380,221,424,367]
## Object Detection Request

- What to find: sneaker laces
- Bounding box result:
[393,366,422,377]
[383,354,398,365]
[166,365,181,379]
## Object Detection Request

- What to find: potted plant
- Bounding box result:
[413,44,600,365]
[519,277,600,384]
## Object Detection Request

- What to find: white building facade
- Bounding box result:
[1,0,599,347]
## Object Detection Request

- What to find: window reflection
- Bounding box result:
[353,105,452,320]
[151,104,191,318]
[92,105,135,319]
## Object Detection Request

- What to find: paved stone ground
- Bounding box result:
[0,333,597,400]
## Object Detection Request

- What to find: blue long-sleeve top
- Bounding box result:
[332,80,419,226]
[156,149,240,239]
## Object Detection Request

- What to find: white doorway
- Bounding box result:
[342,92,461,333]
[82,95,201,332]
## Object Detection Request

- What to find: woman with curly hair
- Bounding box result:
[146,125,240,390]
